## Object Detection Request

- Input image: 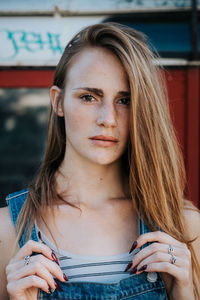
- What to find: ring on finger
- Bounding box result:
[24,255,30,266]
[170,254,176,265]
[168,244,174,255]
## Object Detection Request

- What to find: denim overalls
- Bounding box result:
[6,189,168,300]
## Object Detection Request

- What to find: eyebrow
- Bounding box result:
[72,87,130,97]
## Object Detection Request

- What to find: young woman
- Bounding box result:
[0,22,199,300]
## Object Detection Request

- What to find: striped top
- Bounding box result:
[35,224,139,283]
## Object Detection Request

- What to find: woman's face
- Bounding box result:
[61,46,130,166]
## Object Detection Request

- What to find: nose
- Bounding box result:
[96,102,117,128]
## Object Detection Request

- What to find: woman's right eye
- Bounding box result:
[80,94,96,102]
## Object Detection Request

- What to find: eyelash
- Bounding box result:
[80,94,95,102]
[118,98,130,106]
[80,94,130,106]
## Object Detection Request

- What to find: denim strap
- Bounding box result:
[6,188,39,248]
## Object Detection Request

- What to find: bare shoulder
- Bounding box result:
[182,202,200,295]
[0,206,17,247]
[182,202,200,239]
[182,202,200,263]
[0,206,17,300]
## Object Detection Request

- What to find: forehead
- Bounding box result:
[65,47,129,89]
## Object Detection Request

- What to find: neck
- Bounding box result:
[55,153,129,208]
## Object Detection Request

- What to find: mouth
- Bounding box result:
[89,135,118,147]
[89,135,118,142]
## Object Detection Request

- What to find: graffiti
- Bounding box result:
[0,29,64,60]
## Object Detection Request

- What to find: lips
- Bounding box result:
[89,135,118,142]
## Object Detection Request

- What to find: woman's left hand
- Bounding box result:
[125,231,194,300]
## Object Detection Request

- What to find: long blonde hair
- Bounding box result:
[14,22,200,298]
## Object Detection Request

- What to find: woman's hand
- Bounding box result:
[125,231,194,300]
[6,239,67,300]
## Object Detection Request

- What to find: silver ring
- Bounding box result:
[170,254,176,265]
[24,255,30,266]
[168,245,174,255]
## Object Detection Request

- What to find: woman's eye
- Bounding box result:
[118,97,130,106]
[80,94,96,102]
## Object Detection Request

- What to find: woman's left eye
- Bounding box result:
[80,94,96,102]
[118,98,130,106]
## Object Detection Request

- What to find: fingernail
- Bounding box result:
[63,273,68,281]
[129,240,138,253]
[48,285,55,294]
[124,262,132,272]
[51,252,60,265]
[130,266,137,274]
[138,265,147,272]
[38,231,42,240]
[55,281,63,291]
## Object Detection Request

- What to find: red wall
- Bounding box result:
[165,68,199,208]
[0,68,199,207]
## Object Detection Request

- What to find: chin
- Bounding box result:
[89,155,121,166]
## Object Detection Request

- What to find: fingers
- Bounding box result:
[136,252,187,271]
[129,242,189,270]
[134,231,184,250]
[13,240,53,262]
[125,231,192,286]
[7,254,65,288]
[6,239,68,297]
[7,274,50,295]
[137,262,190,283]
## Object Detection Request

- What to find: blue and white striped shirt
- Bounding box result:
[36,226,138,283]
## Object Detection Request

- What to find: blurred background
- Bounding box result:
[0,0,199,208]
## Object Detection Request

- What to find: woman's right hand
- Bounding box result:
[6,240,67,300]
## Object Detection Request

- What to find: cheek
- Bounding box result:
[63,103,93,134]
[119,113,130,139]
[64,111,82,133]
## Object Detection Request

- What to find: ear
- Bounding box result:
[50,85,64,117]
